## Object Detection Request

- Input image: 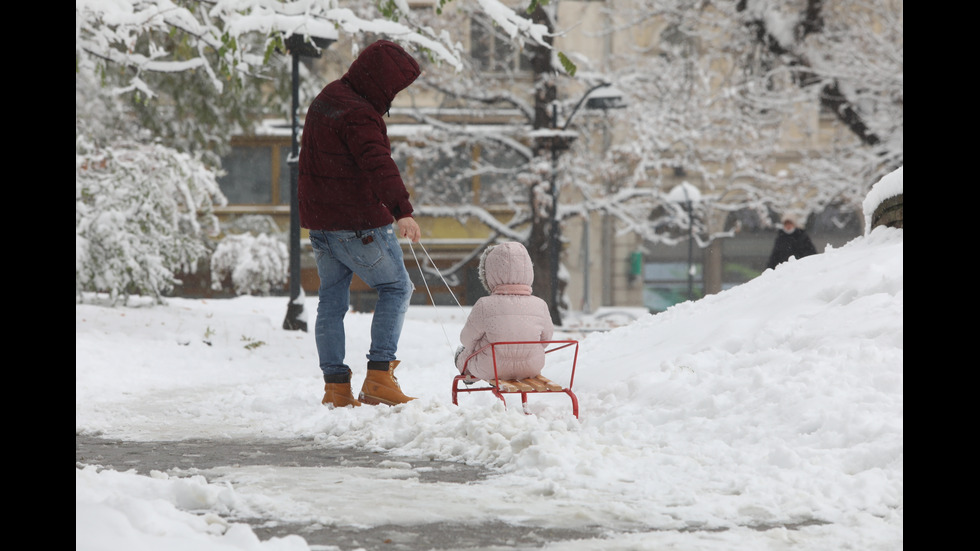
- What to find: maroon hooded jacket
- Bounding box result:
[298,40,421,231]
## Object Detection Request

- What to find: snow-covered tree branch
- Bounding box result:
[397,0,900,323]
[75,0,564,94]
[75,0,557,305]
[75,0,901,321]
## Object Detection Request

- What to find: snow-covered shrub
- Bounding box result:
[210,233,288,296]
[75,135,225,304]
[222,214,282,236]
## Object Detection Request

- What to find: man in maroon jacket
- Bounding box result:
[298,40,422,409]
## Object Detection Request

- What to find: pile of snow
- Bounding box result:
[77,168,903,550]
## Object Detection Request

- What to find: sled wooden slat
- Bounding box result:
[452,340,580,418]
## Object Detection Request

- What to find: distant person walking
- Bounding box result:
[298,40,422,408]
[767,215,818,269]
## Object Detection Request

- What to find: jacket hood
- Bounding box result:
[479,242,534,293]
[342,40,421,115]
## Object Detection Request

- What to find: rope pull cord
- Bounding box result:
[408,240,466,354]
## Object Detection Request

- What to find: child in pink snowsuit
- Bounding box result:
[454,242,555,381]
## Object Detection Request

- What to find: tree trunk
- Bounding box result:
[526,5,563,326]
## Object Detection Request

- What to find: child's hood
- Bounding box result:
[478,242,534,293]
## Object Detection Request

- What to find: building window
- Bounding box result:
[476,144,524,205]
[658,22,698,59]
[396,140,527,207]
[470,16,533,74]
[217,138,291,205]
[397,143,472,205]
[643,262,703,312]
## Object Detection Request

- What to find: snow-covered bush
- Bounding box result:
[76,135,226,304]
[222,214,282,236]
[210,233,288,296]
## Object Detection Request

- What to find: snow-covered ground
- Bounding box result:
[76,173,903,550]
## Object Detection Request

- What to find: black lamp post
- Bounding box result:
[685,199,694,299]
[282,34,334,331]
[546,83,624,324]
[667,182,701,301]
[548,103,565,325]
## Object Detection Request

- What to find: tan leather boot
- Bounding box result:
[359,360,416,406]
[322,382,362,408]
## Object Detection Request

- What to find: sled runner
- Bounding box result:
[452,340,580,418]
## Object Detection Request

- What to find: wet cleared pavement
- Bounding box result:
[75,435,610,550]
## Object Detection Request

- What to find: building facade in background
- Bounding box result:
[213,0,885,315]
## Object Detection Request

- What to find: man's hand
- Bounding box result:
[396,217,421,243]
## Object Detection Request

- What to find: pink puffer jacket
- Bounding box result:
[455,242,555,380]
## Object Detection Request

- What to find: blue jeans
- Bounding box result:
[308,225,414,380]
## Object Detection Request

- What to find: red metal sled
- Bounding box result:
[452,340,580,418]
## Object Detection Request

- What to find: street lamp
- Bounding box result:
[578,85,624,313]
[282,34,335,331]
[542,82,624,324]
[666,182,702,301]
[544,104,576,326]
